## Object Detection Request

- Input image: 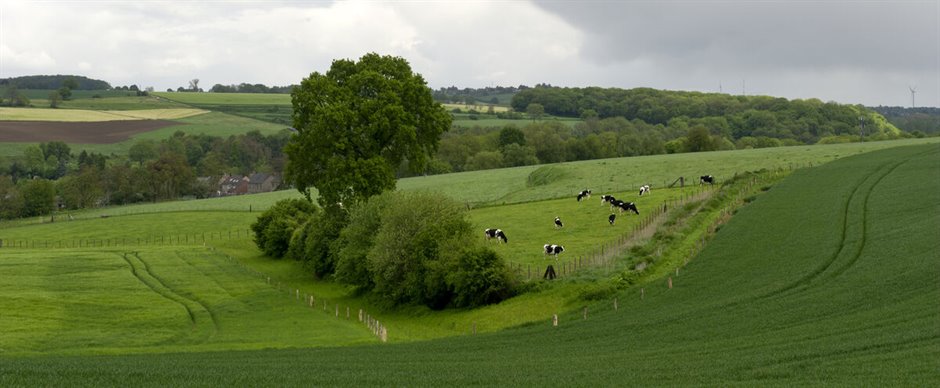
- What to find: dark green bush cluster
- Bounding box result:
[253,192,517,309]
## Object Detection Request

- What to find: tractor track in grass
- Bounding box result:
[758,155,914,301]
[119,252,218,341]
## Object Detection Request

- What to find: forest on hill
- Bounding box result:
[0,75,111,90]
[871,106,940,134]
[510,86,899,144]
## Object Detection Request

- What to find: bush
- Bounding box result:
[301,204,347,278]
[368,192,471,307]
[251,199,318,258]
[446,247,516,308]
[335,196,391,290]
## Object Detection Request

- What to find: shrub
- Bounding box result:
[446,247,516,308]
[301,204,347,278]
[251,199,318,258]
[335,197,391,289]
[368,192,471,307]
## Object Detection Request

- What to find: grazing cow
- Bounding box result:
[618,201,640,215]
[484,228,508,243]
[700,175,714,185]
[600,195,616,205]
[554,216,564,229]
[495,229,508,243]
[608,214,616,225]
[484,228,498,240]
[543,244,565,257]
[576,189,591,202]
[610,199,624,212]
[639,184,651,196]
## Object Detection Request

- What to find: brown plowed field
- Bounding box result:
[0,120,181,143]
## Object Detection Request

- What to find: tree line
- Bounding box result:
[511,86,901,143]
[0,75,111,90]
[0,131,292,220]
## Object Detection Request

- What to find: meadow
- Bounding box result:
[1,141,935,386]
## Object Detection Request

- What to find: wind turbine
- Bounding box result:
[909,86,917,108]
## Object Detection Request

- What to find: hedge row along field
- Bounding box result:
[1,143,935,385]
[4,138,934,227]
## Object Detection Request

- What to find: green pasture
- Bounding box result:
[450,114,581,128]
[18,89,135,100]
[470,186,696,267]
[154,92,291,105]
[0,246,374,356]
[1,142,935,385]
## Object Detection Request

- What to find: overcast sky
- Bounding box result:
[2,0,937,107]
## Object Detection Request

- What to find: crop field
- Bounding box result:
[1,142,935,385]
[0,111,288,158]
[0,246,374,356]
[0,107,206,122]
[442,103,511,112]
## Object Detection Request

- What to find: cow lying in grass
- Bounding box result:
[700,175,714,185]
[609,214,616,225]
[554,216,564,229]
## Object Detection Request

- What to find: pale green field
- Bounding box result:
[154,92,291,105]
[0,107,207,122]
[443,103,510,112]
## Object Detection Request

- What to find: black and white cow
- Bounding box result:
[484,228,508,243]
[608,214,616,225]
[543,244,565,257]
[576,189,592,202]
[618,201,640,215]
[610,199,624,212]
[554,216,564,229]
[600,195,616,205]
[639,184,651,196]
[700,175,714,185]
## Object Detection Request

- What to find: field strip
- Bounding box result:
[0,107,207,122]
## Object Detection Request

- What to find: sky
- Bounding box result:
[2,0,938,107]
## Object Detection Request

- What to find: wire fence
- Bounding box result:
[0,228,254,249]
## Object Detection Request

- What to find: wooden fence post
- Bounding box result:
[614,298,618,310]
[668,277,673,289]
[552,314,558,327]
[583,307,588,320]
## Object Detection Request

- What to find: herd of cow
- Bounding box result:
[483,175,715,261]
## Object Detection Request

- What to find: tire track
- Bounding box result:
[119,252,217,343]
[758,159,900,299]
[133,252,220,335]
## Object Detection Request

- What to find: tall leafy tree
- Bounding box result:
[285,53,451,206]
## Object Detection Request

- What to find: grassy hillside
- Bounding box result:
[1,141,935,386]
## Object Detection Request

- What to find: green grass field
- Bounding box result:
[1,142,935,385]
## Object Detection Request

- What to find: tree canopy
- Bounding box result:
[285,53,452,206]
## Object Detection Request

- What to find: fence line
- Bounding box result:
[0,228,255,250]
[207,247,388,343]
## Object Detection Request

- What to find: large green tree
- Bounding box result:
[285,53,451,206]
